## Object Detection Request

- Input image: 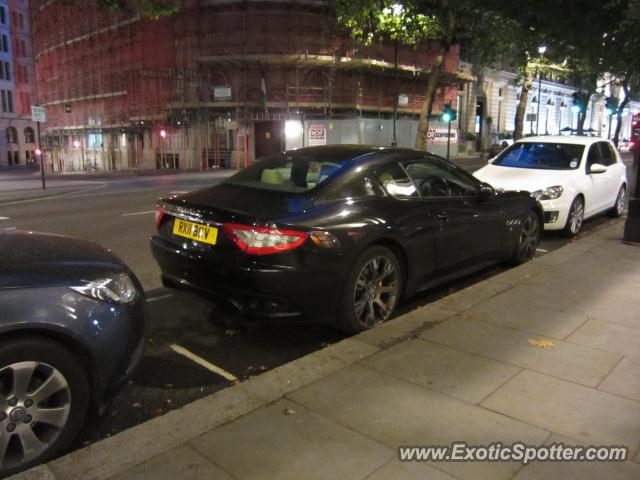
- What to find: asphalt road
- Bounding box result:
[0,153,634,448]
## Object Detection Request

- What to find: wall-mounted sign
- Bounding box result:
[308,124,327,146]
[398,94,409,106]
[31,105,46,123]
[427,128,458,144]
[213,85,232,101]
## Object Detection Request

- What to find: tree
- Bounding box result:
[333,1,503,150]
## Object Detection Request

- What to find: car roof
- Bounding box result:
[516,135,609,146]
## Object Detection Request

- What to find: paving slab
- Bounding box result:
[240,338,379,403]
[463,294,588,339]
[487,262,548,287]
[288,364,547,480]
[513,434,640,480]
[481,370,640,452]
[189,399,392,480]
[567,319,640,360]
[506,282,583,311]
[566,295,640,329]
[434,279,512,312]
[355,304,458,349]
[366,459,457,480]
[420,317,621,387]
[47,384,264,480]
[361,339,520,404]
[109,445,233,480]
[598,356,640,402]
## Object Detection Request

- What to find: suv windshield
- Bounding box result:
[224,152,355,193]
[493,142,584,170]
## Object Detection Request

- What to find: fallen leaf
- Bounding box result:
[258,365,268,371]
[528,339,555,349]
[284,407,296,416]
[132,402,142,408]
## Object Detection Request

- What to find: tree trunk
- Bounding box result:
[513,70,533,141]
[613,79,630,147]
[415,53,445,150]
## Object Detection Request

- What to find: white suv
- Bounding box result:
[474,136,627,236]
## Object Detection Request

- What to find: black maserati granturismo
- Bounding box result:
[151,145,541,332]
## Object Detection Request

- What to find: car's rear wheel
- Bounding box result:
[563,196,584,237]
[0,337,89,476]
[511,211,540,265]
[608,185,626,218]
[338,246,402,333]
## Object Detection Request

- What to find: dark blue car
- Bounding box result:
[0,231,145,475]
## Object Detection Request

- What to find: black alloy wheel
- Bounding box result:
[511,211,540,265]
[339,246,402,333]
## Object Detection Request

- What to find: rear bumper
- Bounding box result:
[150,235,341,321]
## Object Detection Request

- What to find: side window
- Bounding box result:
[375,163,418,199]
[405,158,478,197]
[598,142,616,166]
[586,143,603,171]
[404,162,452,197]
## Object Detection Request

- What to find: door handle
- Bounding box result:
[436,212,448,222]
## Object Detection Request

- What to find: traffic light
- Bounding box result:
[440,103,457,123]
[605,97,618,115]
[571,91,585,114]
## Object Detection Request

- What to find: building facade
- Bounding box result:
[30,0,469,172]
[0,0,37,169]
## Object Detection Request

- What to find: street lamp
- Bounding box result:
[440,103,457,161]
[388,3,404,147]
[160,129,166,169]
[73,139,84,171]
[535,45,547,135]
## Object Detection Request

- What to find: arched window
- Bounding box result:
[6,126,16,144]
[24,127,34,143]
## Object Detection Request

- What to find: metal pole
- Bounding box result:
[623,144,640,242]
[536,70,542,135]
[446,120,451,161]
[37,121,45,190]
[392,36,398,147]
[608,113,613,139]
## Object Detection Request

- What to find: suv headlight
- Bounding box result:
[531,186,563,201]
[70,273,138,304]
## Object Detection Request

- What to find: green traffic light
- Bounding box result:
[442,113,451,122]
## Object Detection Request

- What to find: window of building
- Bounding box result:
[0,7,5,25]
[24,127,34,143]
[20,40,25,56]
[1,90,6,113]
[1,35,6,53]
[18,13,23,30]
[4,62,10,81]
[6,126,17,143]
[7,90,13,113]
[12,151,19,164]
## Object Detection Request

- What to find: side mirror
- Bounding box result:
[589,163,607,174]
[478,182,495,199]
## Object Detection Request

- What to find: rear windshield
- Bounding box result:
[224,152,354,192]
[493,142,584,170]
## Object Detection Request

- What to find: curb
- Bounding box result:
[9,220,623,480]
[0,184,106,206]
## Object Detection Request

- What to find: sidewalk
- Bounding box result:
[14,220,640,480]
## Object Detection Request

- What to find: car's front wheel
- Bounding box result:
[563,196,584,237]
[0,337,90,476]
[608,185,626,218]
[511,211,540,265]
[338,246,402,333]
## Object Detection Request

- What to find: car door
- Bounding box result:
[584,142,611,215]
[599,141,623,207]
[373,162,438,288]
[403,158,507,279]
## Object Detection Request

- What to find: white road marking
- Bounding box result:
[121,210,155,217]
[0,217,9,220]
[170,344,238,382]
[536,248,549,253]
[3,227,16,231]
[146,293,173,302]
[170,191,189,194]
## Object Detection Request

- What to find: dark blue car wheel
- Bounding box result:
[0,336,90,476]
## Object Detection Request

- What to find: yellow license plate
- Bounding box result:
[172,218,218,245]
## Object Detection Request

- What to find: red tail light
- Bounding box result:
[222,223,308,255]
[155,206,166,228]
